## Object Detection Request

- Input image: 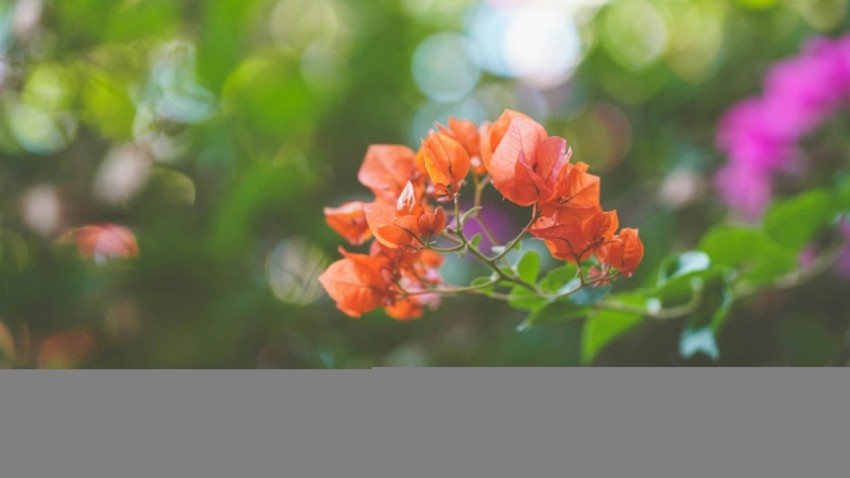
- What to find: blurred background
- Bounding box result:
[0,0,848,367]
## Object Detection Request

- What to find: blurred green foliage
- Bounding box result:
[0,0,849,367]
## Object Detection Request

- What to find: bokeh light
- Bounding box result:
[266,236,329,306]
[601,0,668,71]
[412,32,481,103]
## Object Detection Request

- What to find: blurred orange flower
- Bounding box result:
[69,223,139,262]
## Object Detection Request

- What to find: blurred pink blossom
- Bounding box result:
[715,34,850,220]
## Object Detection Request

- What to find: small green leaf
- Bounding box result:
[651,268,723,307]
[763,188,833,250]
[515,250,541,283]
[459,207,482,228]
[540,264,578,292]
[581,297,645,364]
[469,276,495,294]
[469,233,483,249]
[508,285,547,311]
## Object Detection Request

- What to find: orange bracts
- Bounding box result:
[364,181,445,249]
[324,201,372,246]
[318,249,390,318]
[436,117,485,175]
[420,133,470,200]
[530,210,618,263]
[357,145,421,204]
[596,228,644,278]
[486,112,570,206]
[319,109,643,321]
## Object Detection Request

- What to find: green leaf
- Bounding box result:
[581,294,646,364]
[697,225,795,285]
[469,233,483,249]
[515,250,541,283]
[540,263,578,292]
[763,188,833,250]
[651,268,723,307]
[699,226,771,267]
[517,299,589,331]
[469,275,495,295]
[508,285,547,311]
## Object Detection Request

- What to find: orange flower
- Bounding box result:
[318,249,391,318]
[530,210,618,263]
[324,201,372,246]
[418,207,447,238]
[480,109,533,171]
[437,117,485,175]
[364,181,445,248]
[596,228,644,277]
[540,161,600,222]
[362,242,444,321]
[420,133,470,200]
[486,113,570,206]
[357,145,421,203]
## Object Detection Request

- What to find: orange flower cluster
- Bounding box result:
[320,142,455,320]
[319,110,643,320]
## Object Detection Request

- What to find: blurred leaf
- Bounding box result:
[515,250,540,283]
[508,285,547,311]
[653,267,727,311]
[209,164,316,258]
[469,275,495,294]
[197,0,256,91]
[657,251,711,285]
[581,294,646,364]
[697,225,795,285]
[763,188,833,250]
[221,55,319,140]
[104,0,179,42]
[517,299,589,331]
[540,263,578,292]
[80,51,136,141]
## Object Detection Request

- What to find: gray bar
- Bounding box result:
[0,369,846,477]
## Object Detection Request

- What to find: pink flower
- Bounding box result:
[715,34,850,220]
